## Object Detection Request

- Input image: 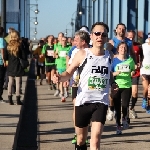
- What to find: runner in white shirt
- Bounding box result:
[140,33,150,113]
[53,22,118,150]
[68,31,90,144]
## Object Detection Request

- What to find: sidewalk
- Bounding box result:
[37,81,150,150]
[0,76,27,150]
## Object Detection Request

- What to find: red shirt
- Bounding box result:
[132,42,143,77]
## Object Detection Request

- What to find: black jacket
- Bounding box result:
[4,43,27,77]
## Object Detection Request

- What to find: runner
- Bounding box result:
[107,23,136,121]
[53,22,118,150]
[54,32,64,96]
[127,30,143,118]
[111,42,135,134]
[55,36,71,102]
[33,40,45,85]
[140,33,150,114]
[68,30,90,144]
[40,35,56,90]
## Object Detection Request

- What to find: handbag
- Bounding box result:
[19,58,29,69]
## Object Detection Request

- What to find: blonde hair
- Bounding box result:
[7,30,21,56]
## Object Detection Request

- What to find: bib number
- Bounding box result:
[118,64,130,72]
[59,51,67,57]
[47,50,54,56]
[88,76,109,90]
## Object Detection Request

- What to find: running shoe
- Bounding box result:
[86,139,89,144]
[106,108,114,121]
[116,126,122,135]
[146,106,150,114]
[130,108,137,119]
[122,118,129,130]
[142,98,147,109]
[54,90,60,97]
[71,134,77,144]
[0,96,6,103]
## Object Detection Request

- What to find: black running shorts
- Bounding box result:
[75,103,108,128]
[46,65,56,73]
[132,76,140,85]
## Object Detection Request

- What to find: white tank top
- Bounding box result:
[140,43,150,75]
[75,49,111,106]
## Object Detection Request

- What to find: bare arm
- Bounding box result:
[59,50,85,82]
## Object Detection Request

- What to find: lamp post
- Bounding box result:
[28,4,40,14]
[30,17,38,25]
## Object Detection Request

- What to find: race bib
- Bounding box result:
[117,64,130,72]
[88,76,109,90]
[47,50,54,56]
[143,64,150,70]
[59,51,67,57]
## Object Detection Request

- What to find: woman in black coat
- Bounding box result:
[4,30,27,105]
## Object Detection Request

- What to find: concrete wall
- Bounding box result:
[77,0,149,42]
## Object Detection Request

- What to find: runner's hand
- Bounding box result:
[111,82,119,97]
[131,71,135,76]
[53,74,60,84]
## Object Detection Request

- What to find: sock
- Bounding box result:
[131,97,137,110]
[110,106,114,111]
[75,143,87,150]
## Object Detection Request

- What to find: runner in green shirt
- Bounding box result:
[40,35,56,90]
[55,36,71,102]
[111,42,135,135]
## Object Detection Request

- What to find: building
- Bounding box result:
[1,0,31,38]
[75,0,150,42]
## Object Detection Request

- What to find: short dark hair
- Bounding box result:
[91,22,109,33]
[116,23,126,30]
[128,30,136,34]
[148,32,150,35]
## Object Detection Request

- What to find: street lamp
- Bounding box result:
[30,17,38,25]
[28,4,40,14]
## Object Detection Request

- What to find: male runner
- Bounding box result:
[68,30,90,144]
[55,36,71,102]
[127,30,143,118]
[53,22,118,150]
[140,33,150,113]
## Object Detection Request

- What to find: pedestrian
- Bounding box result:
[4,30,26,105]
[0,27,6,102]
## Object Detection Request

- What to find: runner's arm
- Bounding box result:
[59,50,85,82]
[130,46,137,64]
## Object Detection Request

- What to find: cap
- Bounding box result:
[79,27,90,35]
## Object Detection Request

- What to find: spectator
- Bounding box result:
[4,30,27,105]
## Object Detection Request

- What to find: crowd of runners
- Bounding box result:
[1,21,150,150]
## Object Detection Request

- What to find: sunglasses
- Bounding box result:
[92,32,108,37]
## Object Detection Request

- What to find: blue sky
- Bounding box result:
[30,0,77,39]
